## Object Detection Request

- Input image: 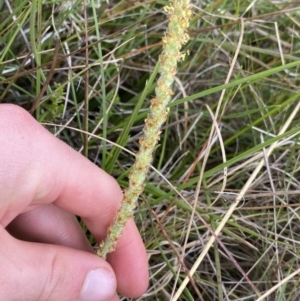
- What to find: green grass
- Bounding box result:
[1,0,300,300]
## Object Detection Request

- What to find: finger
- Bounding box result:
[105,219,149,297]
[7,204,93,252]
[7,206,148,297]
[0,104,148,296]
[109,293,121,301]
[0,226,116,301]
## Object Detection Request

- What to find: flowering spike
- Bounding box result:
[97,0,191,259]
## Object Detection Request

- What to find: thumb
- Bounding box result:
[0,226,116,301]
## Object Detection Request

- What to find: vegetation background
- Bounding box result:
[1,0,300,300]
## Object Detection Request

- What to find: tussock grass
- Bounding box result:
[1,0,300,300]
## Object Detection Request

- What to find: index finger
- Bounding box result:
[51,136,149,297]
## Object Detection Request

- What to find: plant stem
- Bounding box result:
[97,0,191,259]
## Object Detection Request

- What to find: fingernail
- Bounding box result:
[80,268,115,301]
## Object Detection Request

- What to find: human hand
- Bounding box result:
[0,104,148,301]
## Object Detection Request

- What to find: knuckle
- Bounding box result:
[0,104,31,125]
[37,252,64,301]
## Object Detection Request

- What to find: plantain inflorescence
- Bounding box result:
[97,0,191,259]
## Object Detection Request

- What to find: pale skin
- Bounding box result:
[0,104,149,301]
